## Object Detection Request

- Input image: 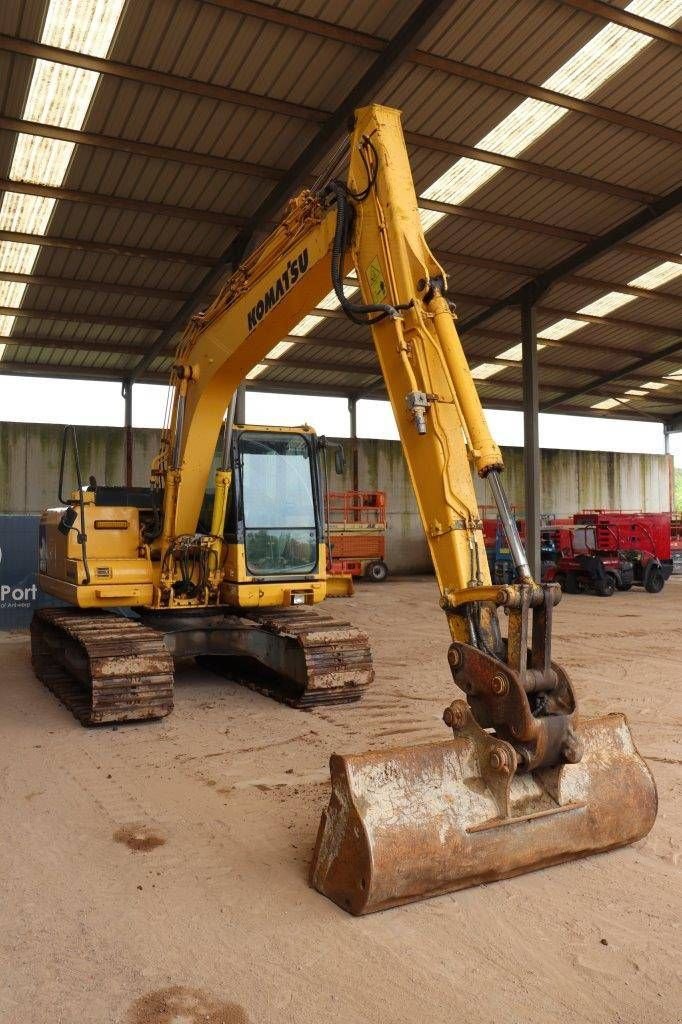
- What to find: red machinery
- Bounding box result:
[574,510,672,591]
[326,491,388,581]
[542,523,634,596]
[672,515,682,574]
[542,511,673,594]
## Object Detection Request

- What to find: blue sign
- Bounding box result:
[0,515,62,628]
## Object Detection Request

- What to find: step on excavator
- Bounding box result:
[33,105,657,913]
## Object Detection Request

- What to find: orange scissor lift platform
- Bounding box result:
[326,491,389,581]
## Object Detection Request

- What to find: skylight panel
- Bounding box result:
[42,0,126,54]
[0,194,56,235]
[538,319,587,341]
[11,136,77,187]
[496,342,547,361]
[289,315,325,337]
[624,388,649,396]
[0,282,28,309]
[0,0,126,358]
[629,261,682,289]
[23,61,99,130]
[591,398,629,410]
[578,292,635,317]
[663,368,682,380]
[0,241,41,274]
[317,285,357,310]
[246,365,267,379]
[266,341,295,360]
[641,381,667,390]
[417,1,678,230]
[288,285,357,337]
[471,363,504,379]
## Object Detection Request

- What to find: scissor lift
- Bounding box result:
[326,491,388,581]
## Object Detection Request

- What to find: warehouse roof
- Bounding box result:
[0,0,681,424]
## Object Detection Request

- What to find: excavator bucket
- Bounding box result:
[310,711,657,915]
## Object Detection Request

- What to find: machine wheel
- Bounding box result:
[616,580,633,591]
[365,560,388,582]
[595,575,616,597]
[563,573,579,594]
[645,566,665,593]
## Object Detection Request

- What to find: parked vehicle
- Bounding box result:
[326,490,389,581]
[574,511,673,593]
[543,525,633,596]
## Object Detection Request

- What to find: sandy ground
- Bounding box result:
[0,576,680,1024]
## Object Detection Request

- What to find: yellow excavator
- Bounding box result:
[33,105,657,914]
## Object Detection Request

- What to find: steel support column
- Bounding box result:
[122,379,133,488]
[348,396,359,493]
[521,293,541,581]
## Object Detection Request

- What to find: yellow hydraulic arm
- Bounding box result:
[157,105,519,629]
[148,105,656,915]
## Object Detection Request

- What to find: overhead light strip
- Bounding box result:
[0,0,126,360]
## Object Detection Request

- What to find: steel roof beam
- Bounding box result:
[557,1,682,47]
[459,184,682,334]
[262,355,376,376]
[269,347,680,391]
[4,331,675,383]
[213,0,682,50]
[0,229,217,266]
[0,270,186,302]
[421,199,682,264]
[4,25,679,147]
[287,328,678,377]
[0,34,325,124]
[413,52,682,145]
[0,335,149,356]
[437,249,682,305]
[130,0,455,380]
[0,178,246,227]
[358,374,659,413]
[0,305,166,330]
[313,298,682,338]
[543,337,682,410]
[9,263,682,317]
[2,112,654,206]
[0,116,283,180]
[0,360,167,385]
[0,191,677,290]
[535,306,682,337]
[406,130,656,205]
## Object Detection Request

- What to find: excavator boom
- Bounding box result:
[308,105,656,913]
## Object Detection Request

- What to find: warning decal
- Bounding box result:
[367,257,387,304]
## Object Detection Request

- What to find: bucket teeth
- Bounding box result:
[310,713,657,915]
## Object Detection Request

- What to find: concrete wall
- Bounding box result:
[333,438,673,573]
[0,421,672,574]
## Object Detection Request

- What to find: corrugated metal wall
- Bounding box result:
[0,422,672,574]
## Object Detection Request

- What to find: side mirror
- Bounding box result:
[318,437,346,475]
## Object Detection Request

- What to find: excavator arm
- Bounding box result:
[305,106,656,914]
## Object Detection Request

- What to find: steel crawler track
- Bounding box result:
[31,609,174,726]
[235,608,374,708]
[31,606,373,724]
